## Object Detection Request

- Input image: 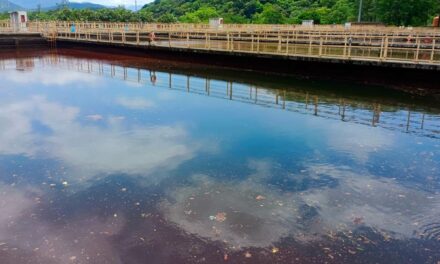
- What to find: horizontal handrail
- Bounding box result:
[1,22,439,65]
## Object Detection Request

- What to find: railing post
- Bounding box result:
[348,37,352,58]
[136,31,140,45]
[319,37,323,57]
[415,37,420,62]
[231,33,234,51]
[277,35,281,53]
[379,37,384,60]
[343,35,347,58]
[383,36,388,59]
[286,36,289,55]
[187,32,190,48]
[431,38,436,62]
[257,34,260,53]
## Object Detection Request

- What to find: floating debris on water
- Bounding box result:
[256,195,266,200]
[208,212,227,222]
[215,212,227,222]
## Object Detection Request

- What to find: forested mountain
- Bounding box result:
[0,0,21,12]
[1,0,105,11]
[141,0,440,26]
[44,2,106,11]
[11,0,60,9]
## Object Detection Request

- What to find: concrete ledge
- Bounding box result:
[55,39,440,99]
[56,37,440,71]
[0,33,48,48]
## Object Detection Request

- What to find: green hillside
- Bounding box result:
[142,0,440,26]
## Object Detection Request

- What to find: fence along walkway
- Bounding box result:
[1,21,440,66]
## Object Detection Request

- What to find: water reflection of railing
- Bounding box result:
[3,56,440,139]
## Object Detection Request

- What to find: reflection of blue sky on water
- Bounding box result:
[0,56,439,263]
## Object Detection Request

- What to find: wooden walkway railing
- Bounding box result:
[1,21,440,66]
[2,21,438,34]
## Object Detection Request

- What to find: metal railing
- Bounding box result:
[52,29,440,66]
[1,21,440,65]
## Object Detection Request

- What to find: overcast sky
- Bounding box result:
[70,0,153,7]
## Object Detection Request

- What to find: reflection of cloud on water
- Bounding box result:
[0,69,99,87]
[161,174,304,249]
[0,185,36,239]
[116,97,156,110]
[162,161,440,249]
[301,165,440,239]
[0,96,196,183]
[325,123,394,163]
[50,124,191,179]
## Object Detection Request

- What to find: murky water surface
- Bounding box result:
[0,49,439,264]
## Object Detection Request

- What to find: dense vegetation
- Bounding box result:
[0,0,439,26]
[142,0,440,26]
[26,8,156,23]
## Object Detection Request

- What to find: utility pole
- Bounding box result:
[358,0,363,22]
[135,0,138,11]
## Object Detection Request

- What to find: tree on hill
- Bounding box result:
[376,0,438,26]
[180,6,219,23]
[253,4,287,24]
